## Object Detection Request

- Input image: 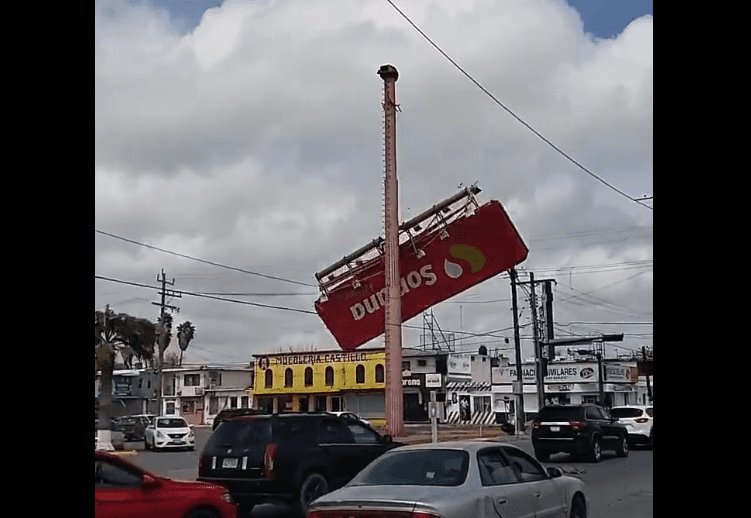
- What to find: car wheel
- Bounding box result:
[535,450,550,462]
[298,472,329,516]
[589,437,601,463]
[616,435,629,457]
[570,494,587,518]
[185,509,220,518]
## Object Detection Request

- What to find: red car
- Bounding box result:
[95,451,237,518]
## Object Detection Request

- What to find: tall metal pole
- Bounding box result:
[378,64,403,437]
[529,272,545,411]
[509,269,525,433]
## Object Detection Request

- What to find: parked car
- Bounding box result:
[308,440,587,518]
[609,405,653,446]
[212,408,266,430]
[328,411,371,427]
[531,404,629,462]
[198,412,402,516]
[95,450,237,518]
[144,416,195,451]
[116,414,155,441]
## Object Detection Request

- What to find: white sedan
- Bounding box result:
[144,416,195,451]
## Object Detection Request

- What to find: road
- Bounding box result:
[127,427,652,517]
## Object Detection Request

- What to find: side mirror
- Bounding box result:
[142,474,160,487]
[547,467,563,479]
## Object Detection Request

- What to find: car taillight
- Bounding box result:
[570,421,587,431]
[532,421,541,430]
[635,418,649,423]
[263,443,278,479]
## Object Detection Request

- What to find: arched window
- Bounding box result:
[375,364,385,383]
[325,366,334,386]
[285,368,294,387]
[356,364,365,384]
[264,369,273,388]
[305,367,314,387]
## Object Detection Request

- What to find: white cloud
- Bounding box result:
[95,0,652,362]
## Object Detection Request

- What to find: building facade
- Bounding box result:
[252,349,387,426]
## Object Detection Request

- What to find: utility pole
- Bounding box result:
[152,269,180,416]
[509,268,525,434]
[595,340,605,407]
[529,272,545,411]
[378,64,404,438]
[542,280,556,366]
[642,346,653,402]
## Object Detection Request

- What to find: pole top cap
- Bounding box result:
[378,64,399,81]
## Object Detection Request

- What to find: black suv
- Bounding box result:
[197,412,402,516]
[531,404,629,463]
[212,408,266,430]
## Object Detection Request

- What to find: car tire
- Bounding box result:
[570,494,587,518]
[589,437,602,463]
[616,435,629,457]
[535,450,550,462]
[152,438,160,452]
[185,509,220,518]
[297,472,330,516]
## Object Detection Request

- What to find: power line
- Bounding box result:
[561,321,653,326]
[384,0,652,212]
[95,275,317,315]
[95,229,315,287]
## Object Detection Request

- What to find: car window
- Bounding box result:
[156,418,187,428]
[611,408,643,418]
[95,460,143,489]
[645,407,653,417]
[478,448,519,486]
[585,407,603,420]
[350,449,469,487]
[206,419,272,450]
[502,448,547,483]
[318,418,354,444]
[347,422,380,444]
[537,406,583,421]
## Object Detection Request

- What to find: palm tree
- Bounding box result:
[176,321,196,366]
[95,306,156,450]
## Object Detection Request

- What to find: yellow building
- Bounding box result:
[253,349,387,426]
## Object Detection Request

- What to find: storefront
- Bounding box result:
[253,349,387,426]
[491,360,643,421]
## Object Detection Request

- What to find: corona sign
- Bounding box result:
[315,200,528,351]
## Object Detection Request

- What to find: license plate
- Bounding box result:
[550,426,560,432]
[222,458,238,469]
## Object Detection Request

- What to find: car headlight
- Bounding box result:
[221,492,234,504]
[188,430,195,437]
[156,431,165,439]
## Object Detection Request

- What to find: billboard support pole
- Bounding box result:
[378,64,404,438]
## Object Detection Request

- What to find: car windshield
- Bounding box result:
[610,408,644,418]
[157,418,187,428]
[537,406,584,421]
[350,449,469,487]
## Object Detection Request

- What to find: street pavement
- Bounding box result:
[126,425,652,517]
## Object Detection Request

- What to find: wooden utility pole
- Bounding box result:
[509,269,526,433]
[152,270,180,416]
[378,64,404,438]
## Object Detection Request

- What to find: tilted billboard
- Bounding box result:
[315,200,528,351]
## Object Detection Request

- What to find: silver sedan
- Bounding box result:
[308,440,587,518]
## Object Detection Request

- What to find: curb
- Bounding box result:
[96,449,139,456]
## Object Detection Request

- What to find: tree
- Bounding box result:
[164,350,181,367]
[95,306,156,450]
[176,321,196,366]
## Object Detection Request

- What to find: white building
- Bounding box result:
[491,358,647,421]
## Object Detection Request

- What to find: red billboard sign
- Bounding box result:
[315,200,528,351]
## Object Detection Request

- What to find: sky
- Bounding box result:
[95,0,653,366]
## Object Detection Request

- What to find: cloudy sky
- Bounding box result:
[95,0,653,365]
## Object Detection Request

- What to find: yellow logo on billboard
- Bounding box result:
[444,244,487,279]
